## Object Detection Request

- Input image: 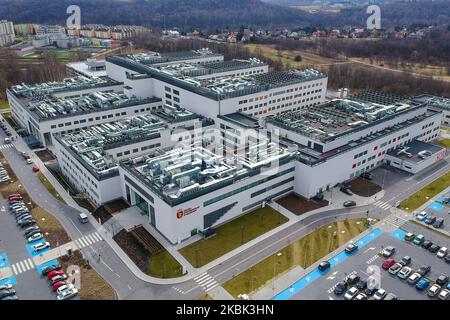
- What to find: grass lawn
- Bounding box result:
[59,251,117,300]
[437,138,450,148]
[148,250,183,278]
[0,101,9,110]
[179,206,288,267]
[399,171,450,212]
[32,207,71,246]
[37,172,66,204]
[222,218,369,298]
[199,294,213,300]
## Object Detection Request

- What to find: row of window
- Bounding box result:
[116,143,161,158]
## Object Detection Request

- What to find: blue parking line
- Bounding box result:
[35,259,59,275]
[26,239,50,258]
[428,202,445,211]
[389,228,407,241]
[272,228,384,300]
[437,196,447,203]
[0,252,17,287]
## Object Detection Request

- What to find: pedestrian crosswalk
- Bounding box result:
[73,232,103,249]
[383,213,406,228]
[366,254,380,265]
[172,286,186,294]
[194,272,219,292]
[373,200,392,211]
[0,144,13,150]
[11,258,35,275]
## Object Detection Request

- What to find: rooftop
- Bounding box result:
[218,112,260,129]
[9,76,120,100]
[267,99,417,143]
[156,58,266,78]
[126,48,222,65]
[350,90,406,106]
[387,140,445,164]
[122,143,294,206]
[410,94,450,111]
[27,91,160,121]
[107,55,326,100]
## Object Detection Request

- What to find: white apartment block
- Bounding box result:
[0,20,15,47]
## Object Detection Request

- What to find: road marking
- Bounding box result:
[366,254,379,265]
[0,144,13,150]
[11,264,17,275]
[83,236,92,246]
[23,259,30,271]
[77,238,87,248]
[193,272,219,292]
[27,258,34,268]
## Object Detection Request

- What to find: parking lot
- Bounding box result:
[413,191,450,233]
[288,222,449,300]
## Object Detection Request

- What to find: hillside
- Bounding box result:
[0,0,312,30]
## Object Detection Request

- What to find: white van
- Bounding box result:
[78,213,89,224]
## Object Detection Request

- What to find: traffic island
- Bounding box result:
[179,206,289,268]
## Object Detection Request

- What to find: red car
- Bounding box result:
[52,280,68,292]
[382,258,396,270]
[8,197,23,203]
[47,269,65,280]
[7,194,21,200]
[32,165,40,173]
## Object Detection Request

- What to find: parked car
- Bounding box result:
[33,241,50,252]
[343,200,356,207]
[437,247,448,258]
[356,279,367,290]
[0,289,16,299]
[421,240,433,250]
[388,263,403,275]
[373,288,387,300]
[413,234,425,245]
[19,220,36,228]
[333,282,347,296]
[427,284,441,297]
[438,289,450,300]
[345,243,359,254]
[399,256,412,266]
[416,278,430,291]
[381,246,396,257]
[318,261,330,271]
[425,215,436,225]
[417,265,431,276]
[354,292,367,300]
[433,218,444,229]
[445,254,450,264]
[382,258,396,270]
[24,227,41,238]
[0,294,18,300]
[56,287,78,300]
[384,293,398,300]
[41,264,62,276]
[49,274,68,286]
[407,273,421,285]
[416,211,427,221]
[32,165,40,173]
[26,159,33,165]
[7,194,22,200]
[346,274,360,286]
[397,267,412,279]
[47,270,65,280]
[56,283,74,295]
[52,281,69,292]
[344,287,358,300]
[364,286,377,296]
[27,233,43,243]
[404,232,415,241]
[361,172,374,180]
[436,274,449,286]
[428,244,440,253]
[0,284,12,291]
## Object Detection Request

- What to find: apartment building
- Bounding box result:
[0,20,15,47]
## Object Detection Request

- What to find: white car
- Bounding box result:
[437,247,448,258]
[57,287,78,300]
[27,233,43,243]
[344,287,358,300]
[381,246,396,257]
[354,292,367,300]
[397,267,412,279]
[26,159,33,165]
[57,283,75,295]
[373,288,387,300]
[407,272,421,285]
[427,284,441,297]
[416,211,427,221]
[438,289,450,300]
[33,241,50,252]
[0,284,13,290]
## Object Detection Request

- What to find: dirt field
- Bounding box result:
[348,177,382,197]
[276,193,329,215]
